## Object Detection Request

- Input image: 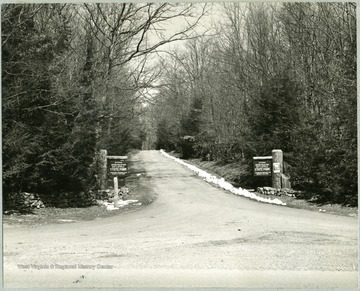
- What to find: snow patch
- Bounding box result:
[160,149,286,206]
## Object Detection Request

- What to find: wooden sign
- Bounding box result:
[253,156,272,176]
[107,156,128,177]
[253,150,285,189]
[107,156,128,188]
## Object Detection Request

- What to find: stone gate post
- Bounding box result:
[272,149,283,189]
[99,149,107,190]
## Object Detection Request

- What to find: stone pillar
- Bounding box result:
[272,149,283,189]
[99,149,107,190]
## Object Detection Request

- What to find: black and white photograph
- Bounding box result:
[2,1,358,288]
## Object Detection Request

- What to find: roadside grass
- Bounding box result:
[3,150,157,228]
[184,156,358,218]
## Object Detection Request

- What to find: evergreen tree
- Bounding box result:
[250,70,301,155]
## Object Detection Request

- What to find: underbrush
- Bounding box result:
[3,151,157,227]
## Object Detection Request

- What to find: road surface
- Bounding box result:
[3,150,358,288]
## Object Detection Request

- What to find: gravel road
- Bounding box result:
[3,150,358,288]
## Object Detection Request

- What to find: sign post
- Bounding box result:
[113,177,119,207]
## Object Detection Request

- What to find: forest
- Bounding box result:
[2,2,357,207]
[146,2,357,205]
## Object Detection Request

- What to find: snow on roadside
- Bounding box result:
[160,149,286,206]
[100,200,139,211]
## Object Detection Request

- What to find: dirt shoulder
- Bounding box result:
[3,150,157,228]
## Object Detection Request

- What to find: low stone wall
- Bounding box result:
[4,191,97,211]
[256,187,301,197]
[4,192,45,211]
[96,187,130,202]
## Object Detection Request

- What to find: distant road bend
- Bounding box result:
[4,150,358,288]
